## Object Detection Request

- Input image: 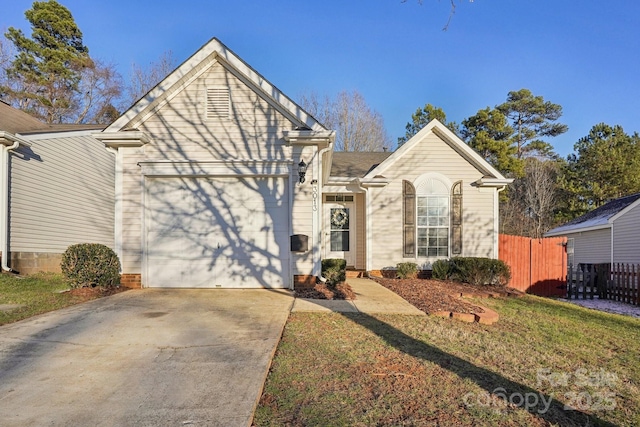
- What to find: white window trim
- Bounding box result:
[414,173,451,259]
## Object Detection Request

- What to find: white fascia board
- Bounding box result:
[107,38,325,132]
[0,131,32,147]
[609,197,640,223]
[327,177,354,185]
[545,223,611,237]
[359,177,389,187]
[364,120,507,180]
[473,177,514,187]
[284,130,335,146]
[93,131,151,148]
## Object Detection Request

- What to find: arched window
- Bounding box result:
[414,174,451,257]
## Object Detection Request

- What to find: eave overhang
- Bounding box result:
[0,131,31,148]
[92,131,151,148]
[283,130,335,147]
[473,177,514,188]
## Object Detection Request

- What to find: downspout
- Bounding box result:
[354,179,370,273]
[1,141,20,272]
[316,141,334,282]
[610,223,614,266]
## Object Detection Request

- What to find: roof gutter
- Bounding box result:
[0,132,30,272]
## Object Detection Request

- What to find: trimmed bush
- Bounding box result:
[431,259,453,280]
[449,257,511,287]
[396,262,419,279]
[321,258,346,286]
[61,243,121,289]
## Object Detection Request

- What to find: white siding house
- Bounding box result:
[92,38,511,289]
[0,101,115,274]
[546,193,640,266]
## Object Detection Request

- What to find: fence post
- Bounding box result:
[567,265,573,299]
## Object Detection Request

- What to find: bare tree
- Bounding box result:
[73,59,124,124]
[500,158,559,238]
[299,90,391,151]
[125,50,176,108]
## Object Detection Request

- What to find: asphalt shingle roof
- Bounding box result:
[548,192,640,234]
[0,100,105,134]
[330,151,392,178]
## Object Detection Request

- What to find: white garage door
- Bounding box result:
[146,176,290,288]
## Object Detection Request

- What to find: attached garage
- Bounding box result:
[145,176,290,288]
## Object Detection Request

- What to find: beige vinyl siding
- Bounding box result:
[369,132,496,270]
[612,203,640,264]
[139,61,293,161]
[9,134,114,253]
[568,228,611,265]
[291,145,316,274]
[120,147,145,272]
[119,59,304,277]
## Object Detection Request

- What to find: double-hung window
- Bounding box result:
[416,195,449,257]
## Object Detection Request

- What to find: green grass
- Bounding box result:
[0,272,89,325]
[254,295,640,426]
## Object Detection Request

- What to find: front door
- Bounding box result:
[325,200,355,266]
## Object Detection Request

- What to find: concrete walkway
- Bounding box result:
[0,289,293,427]
[291,278,426,315]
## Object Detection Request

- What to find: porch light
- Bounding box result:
[298,160,307,184]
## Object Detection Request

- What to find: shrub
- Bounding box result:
[431,259,453,280]
[61,243,121,289]
[449,257,511,287]
[396,262,419,279]
[321,258,346,286]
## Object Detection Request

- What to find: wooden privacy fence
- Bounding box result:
[499,234,567,297]
[567,263,640,306]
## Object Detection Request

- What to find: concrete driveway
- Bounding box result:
[0,289,293,426]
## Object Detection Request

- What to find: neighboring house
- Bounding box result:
[0,100,115,274]
[546,193,640,267]
[94,38,512,289]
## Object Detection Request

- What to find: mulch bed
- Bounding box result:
[67,286,129,299]
[294,282,356,300]
[373,277,516,315]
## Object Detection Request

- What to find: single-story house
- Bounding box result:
[0,100,115,274]
[546,193,640,267]
[94,38,512,289]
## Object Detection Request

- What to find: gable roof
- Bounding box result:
[363,119,511,184]
[330,152,392,177]
[0,100,105,134]
[546,192,640,236]
[0,100,48,134]
[105,37,325,133]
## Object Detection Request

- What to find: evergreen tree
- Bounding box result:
[460,107,521,176]
[497,89,567,159]
[2,0,90,123]
[562,123,640,218]
[397,103,458,146]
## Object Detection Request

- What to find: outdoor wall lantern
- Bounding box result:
[298,160,307,184]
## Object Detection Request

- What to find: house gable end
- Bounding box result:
[106,38,325,134]
[364,120,507,181]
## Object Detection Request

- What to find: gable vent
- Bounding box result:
[206,87,230,119]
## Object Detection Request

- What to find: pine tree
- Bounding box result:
[2,0,90,123]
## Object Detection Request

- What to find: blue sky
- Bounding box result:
[2,0,640,156]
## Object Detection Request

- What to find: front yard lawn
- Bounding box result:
[255,295,640,426]
[0,272,124,326]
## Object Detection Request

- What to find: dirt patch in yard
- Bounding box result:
[294,282,356,300]
[373,277,519,315]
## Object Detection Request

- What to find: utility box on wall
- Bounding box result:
[290,234,308,252]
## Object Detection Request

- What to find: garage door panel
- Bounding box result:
[146,176,290,288]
